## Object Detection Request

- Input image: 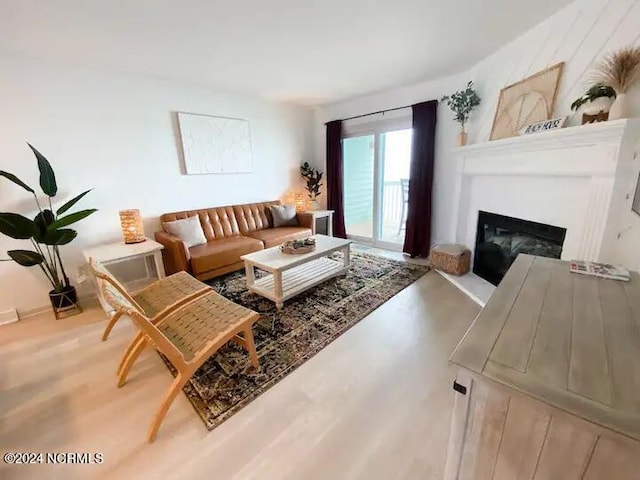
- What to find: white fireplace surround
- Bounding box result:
[444,119,640,304]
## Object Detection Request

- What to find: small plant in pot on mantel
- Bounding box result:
[442,81,481,146]
[0,144,97,319]
[300,162,323,210]
[571,84,617,123]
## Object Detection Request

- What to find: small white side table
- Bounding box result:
[302,210,334,236]
[83,238,165,314]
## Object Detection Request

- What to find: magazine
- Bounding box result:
[569,260,630,282]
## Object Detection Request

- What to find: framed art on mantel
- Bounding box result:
[177,112,253,174]
[490,62,564,141]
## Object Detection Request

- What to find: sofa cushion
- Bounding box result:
[269,204,299,227]
[162,216,207,248]
[246,227,312,248]
[189,236,263,274]
[161,206,240,241]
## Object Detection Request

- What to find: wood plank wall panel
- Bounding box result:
[470,0,640,143]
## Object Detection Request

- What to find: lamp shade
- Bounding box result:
[119,209,146,244]
[293,192,306,212]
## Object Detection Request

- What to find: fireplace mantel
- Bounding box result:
[450,118,640,267]
[452,118,631,156]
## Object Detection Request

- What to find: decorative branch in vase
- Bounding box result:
[442,81,481,146]
[300,162,323,210]
[0,144,97,318]
[592,45,640,120]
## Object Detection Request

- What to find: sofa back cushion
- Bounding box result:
[269,204,299,227]
[162,216,207,247]
[233,201,280,234]
[160,206,240,241]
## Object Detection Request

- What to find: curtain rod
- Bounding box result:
[332,104,412,123]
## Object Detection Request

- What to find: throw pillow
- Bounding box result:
[269,204,299,228]
[163,216,207,248]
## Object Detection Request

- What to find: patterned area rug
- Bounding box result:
[160,251,429,430]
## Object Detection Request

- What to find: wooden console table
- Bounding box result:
[446,254,640,479]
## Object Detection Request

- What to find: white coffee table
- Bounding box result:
[241,235,352,309]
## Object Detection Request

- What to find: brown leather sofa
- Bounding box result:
[155,201,313,281]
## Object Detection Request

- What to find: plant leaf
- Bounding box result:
[0,212,38,239]
[48,209,97,230]
[28,143,58,197]
[41,228,77,246]
[33,209,55,241]
[56,189,92,215]
[0,171,34,193]
[7,250,44,267]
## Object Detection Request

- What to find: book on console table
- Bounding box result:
[569,260,630,281]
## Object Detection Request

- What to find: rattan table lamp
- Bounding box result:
[119,209,146,244]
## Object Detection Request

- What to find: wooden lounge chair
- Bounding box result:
[93,262,261,442]
[89,258,210,341]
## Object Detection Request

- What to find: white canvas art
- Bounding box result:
[177,112,253,174]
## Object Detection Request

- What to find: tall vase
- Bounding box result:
[457,126,468,146]
[608,93,629,120]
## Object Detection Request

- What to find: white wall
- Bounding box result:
[0,54,313,315]
[314,0,640,250]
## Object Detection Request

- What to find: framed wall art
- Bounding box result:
[177,112,253,174]
[490,62,564,141]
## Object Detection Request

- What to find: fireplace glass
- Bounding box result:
[473,211,566,286]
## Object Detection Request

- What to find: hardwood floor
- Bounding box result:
[0,270,479,480]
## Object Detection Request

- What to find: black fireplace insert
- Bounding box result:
[473,211,566,286]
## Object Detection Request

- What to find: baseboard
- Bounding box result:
[0,308,19,326]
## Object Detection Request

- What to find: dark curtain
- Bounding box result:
[326,120,347,238]
[403,100,438,257]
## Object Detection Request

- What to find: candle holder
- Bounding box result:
[119,209,146,244]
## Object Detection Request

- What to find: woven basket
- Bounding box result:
[429,244,471,276]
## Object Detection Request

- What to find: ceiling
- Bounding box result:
[1,0,572,106]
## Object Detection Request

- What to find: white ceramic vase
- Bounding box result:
[608,93,629,120]
[582,96,614,115]
[309,199,319,211]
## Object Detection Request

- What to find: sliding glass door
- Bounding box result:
[343,127,412,249]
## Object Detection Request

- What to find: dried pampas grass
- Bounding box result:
[593,45,640,94]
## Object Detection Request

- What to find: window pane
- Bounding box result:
[343,135,374,239]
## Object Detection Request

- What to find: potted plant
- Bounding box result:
[442,81,481,146]
[570,84,617,117]
[300,162,323,210]
[593,45,640,120]
[0,144,97,317]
